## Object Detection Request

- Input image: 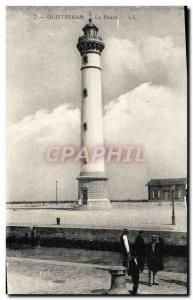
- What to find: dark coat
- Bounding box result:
[134,235,145,272]
[135,235,145,257]
[146,242,164,273]
[128,258,140,283]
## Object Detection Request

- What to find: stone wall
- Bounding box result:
[6,225,187,256]
[78,178,108,200]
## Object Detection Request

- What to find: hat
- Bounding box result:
[152,234,159,241]
[123,228,128,232]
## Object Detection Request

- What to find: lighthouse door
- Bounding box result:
[82,188,88,205]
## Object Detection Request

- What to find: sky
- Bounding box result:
[6,6,187,201]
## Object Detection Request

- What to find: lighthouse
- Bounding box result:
[77,18,111,209]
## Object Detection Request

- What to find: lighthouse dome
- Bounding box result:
[82,18,99,37]
[77,18,104,55]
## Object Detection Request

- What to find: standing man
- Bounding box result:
[146,235,164,286]
[135,231,146,272]
[120,229,131,269]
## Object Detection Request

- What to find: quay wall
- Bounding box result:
[6,225,187,256]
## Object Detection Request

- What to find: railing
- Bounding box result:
[78,35,103,42]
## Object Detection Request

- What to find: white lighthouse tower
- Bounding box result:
[77,18,111,209]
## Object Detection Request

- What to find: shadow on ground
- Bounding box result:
[161,278,187,287]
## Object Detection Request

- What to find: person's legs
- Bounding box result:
[133,276,139,294]
[129,278,139,295]
[132,283,138,294]
[148,270,152,286]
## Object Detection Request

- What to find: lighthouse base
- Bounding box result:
[77,173,111,210]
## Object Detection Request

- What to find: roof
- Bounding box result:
[82,18,99,33]
[146,178,187,186]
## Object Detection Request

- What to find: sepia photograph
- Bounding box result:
[6,6,188,295]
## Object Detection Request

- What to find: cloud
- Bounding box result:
[103,36,186,100]
[7,82,187,201]
[104,82,186,141]
[103,82,187,199]
[7,35,187,201]
[6,8,187,202]
[7,104,80,202]
[9,104,80,144]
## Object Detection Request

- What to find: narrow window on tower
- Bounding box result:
[83,158,87,164]
[83,88,88,97]
[83,56,88,64]
[83,122,87,131]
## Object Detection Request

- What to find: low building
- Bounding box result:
[146,178,187,201]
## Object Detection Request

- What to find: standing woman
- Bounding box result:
[146,235,164,286]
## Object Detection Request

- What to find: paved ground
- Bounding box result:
[6,202,187,231]
[6,247,187,273]
[7,256,187,295]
